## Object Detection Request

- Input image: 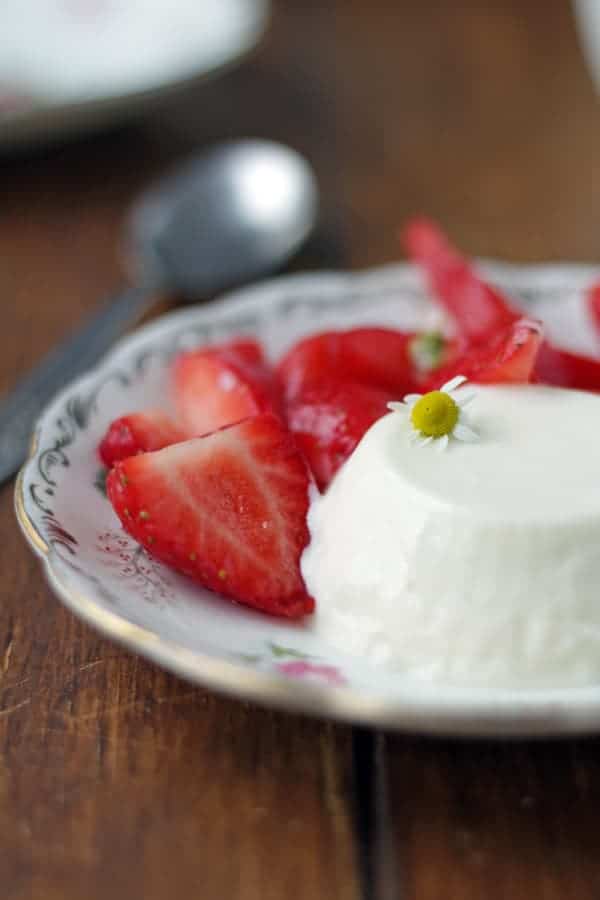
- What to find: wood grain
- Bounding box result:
[387,736,600,899]
[0,641,357,900]
[334,0,600,268]
[3,0,600,897]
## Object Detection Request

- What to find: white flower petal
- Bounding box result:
[387,401,407,413]
[441,375,467,394]
[456,391,476,408]
[419,436,433,447]
[454,423,479,442]
[436,434,449,451]
[402,393,422,405]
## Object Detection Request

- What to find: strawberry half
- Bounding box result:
[403,217,521,344]
[99,411,187,467]
[423,319,543,390]
[106,413,314,619]
[286,381,393,490]
[173,338,279,436]
[278,327,419,401]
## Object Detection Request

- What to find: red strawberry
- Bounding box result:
[588,282,600,337]
[403,218,521,343]
[534,342,600,392]
[99,411,186,467]
[286,381,393,490]
[216,338,266,368]
[173,338,279,436]
[404,218,600,394]
[278,328,419,401]
[423,319,543,390]
[106,414,314,619]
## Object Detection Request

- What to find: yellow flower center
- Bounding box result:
[410,390,459,437]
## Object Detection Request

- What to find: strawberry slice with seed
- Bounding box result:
[106,413,314,619]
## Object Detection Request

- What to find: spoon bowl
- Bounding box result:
[0,139,318,482]
[129,140,318,296]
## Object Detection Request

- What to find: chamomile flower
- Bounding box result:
[387,375,479,450]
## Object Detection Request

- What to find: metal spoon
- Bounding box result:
[0,140,318,483]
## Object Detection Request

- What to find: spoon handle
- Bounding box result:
[0,285,151,485]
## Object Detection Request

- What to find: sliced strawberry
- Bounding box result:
[403,218,521,343]
[588,282,600,337]
[534,342,600,392]
[423,319,543,390]
[99,411,186,467]
[106,414,313,619]
[218,338,266,368]
[286,381,393,490]
[277,327,421,401]
[403,218,600,393]
[174,354,269,435]
[199,339,275,395]
[173,338,279,436]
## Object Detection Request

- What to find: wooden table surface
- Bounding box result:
[3,1,600,897]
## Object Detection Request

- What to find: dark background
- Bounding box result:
[2,1,600,898]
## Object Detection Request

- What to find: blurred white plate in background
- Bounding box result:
[574,0,600,93]
[0,0,269,149]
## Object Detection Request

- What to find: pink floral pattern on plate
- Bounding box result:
[277,660,347,686]
[96,529,173,606]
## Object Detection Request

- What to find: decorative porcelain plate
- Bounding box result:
[0,0,269,149]
[16,262,600,737]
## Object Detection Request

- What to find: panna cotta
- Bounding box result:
[302,385,600,688]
